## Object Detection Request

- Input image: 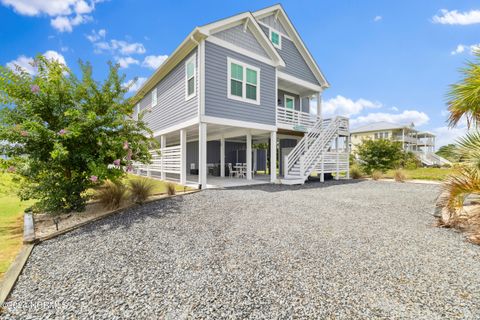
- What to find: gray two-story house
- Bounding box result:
[133,4,350,188]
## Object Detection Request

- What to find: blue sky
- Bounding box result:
[1,0,479,147]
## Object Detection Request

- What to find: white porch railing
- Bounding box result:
[276,106,318,130]
[315,152,349,173]
[134,146,182,175]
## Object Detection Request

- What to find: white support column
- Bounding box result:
[270,131,277,183]
[160,135,166,180]
[346,136,350,179]
[335,136,340,180]
[220,136,225,178]
[198,123,207,188]
[316,91,322,120]
[180,129,187,185]
[246,131,252,180]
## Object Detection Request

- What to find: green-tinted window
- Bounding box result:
[231,63,243,81]
[186,58,195,98]
[188,78,195,96]
[285,97,294,109]
[246,84,257,100]
[246,69,257,85]
[271,31,280,46]
[187,61,194,78]
[231,79,243,97]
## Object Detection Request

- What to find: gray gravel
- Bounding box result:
[2,180,480,319]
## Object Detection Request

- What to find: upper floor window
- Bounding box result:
[227,58,260,105]
[185,55,196,100]
[269,28,281,49]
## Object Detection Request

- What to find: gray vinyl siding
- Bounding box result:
[212,24,269,58]
[138,49,198,132]
[204,41,276,126]
[259,15,287,35]
[259,24,319,86]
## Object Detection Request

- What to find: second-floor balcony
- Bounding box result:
[276,106,318,132]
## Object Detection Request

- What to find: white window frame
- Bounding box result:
[284,95,295,109]
[269,28,282,49]
[151,88,157,108]
[227,57,260,105]
[185,55,196,101]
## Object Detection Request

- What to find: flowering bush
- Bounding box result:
[0,56,157,213]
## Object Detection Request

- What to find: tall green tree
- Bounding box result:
[0,56,157,213]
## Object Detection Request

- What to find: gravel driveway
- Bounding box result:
[2,180,480,319]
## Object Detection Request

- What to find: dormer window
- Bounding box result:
[269,29,281,49]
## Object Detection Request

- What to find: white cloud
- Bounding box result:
[451,44,466,55]
[6,55,36,74]
[451,43,480,55]
[115,56,139,69]
[42,50,67,65]
[350,110,430,127]
[123,77,147,93]
[432,9,480,25]
[373,15,382,22]
[51,14,91,32]
[6,50,67,75]
[0,0,76,16]
[0,0,102,32]
[86,28,106,42]
[142,55,168,69]
[89,33,146,56]
[432,125,470,148]
[323,95,382,117]
[390,106,399,112]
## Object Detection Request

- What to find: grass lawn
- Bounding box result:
[0,173,33,279]
[382,167,452,181]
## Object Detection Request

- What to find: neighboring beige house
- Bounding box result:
[350,122,449,166]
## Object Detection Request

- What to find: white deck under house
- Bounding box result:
[134,105,350,189]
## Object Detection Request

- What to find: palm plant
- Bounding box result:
[438,52,480,243]
[447,51,480,128]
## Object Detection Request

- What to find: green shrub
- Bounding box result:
[0,56,158,213]
[356,139,403,174]
[401,151,420,170]
[95,180,127,210]
[394,169,407,182]
[128,177,155,204]
[350,166,363,179]
[371,170,383,180]
[166,182,176,196]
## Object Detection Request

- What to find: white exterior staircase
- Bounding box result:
[414,151,451,167]
[281,116,349,185]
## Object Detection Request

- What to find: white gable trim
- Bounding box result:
[206,36,277,67]
[253,5,330,88]
[257,21,291,41]
[199,12,285,68]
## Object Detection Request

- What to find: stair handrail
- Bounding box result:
[300,118,340,175]
[285,116,342,178]
[285,116,330,175]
